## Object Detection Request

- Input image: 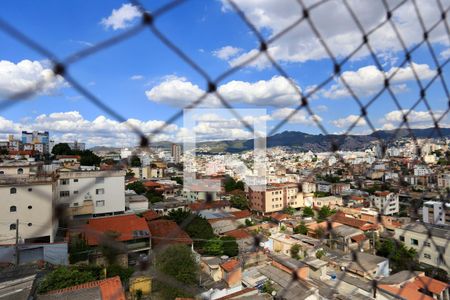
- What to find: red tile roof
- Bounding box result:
[414,275,448,294]
[331,211,378,231]
[271,212,290,222]
[350,234,367,243]
[143,181,161,188]
[375,191,391,197]
[230,210,252,219]
[148,219,192,248]
[220,259,240,272]
[217,287,257,299]
[142,210,160,221]
[84,214,150,246]
[44,276,125,300]
[223,228,251,240]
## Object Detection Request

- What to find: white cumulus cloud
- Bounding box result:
[145,75,301,107]
[0,60,65,98]
[101,3,141,30]
[331,114,367,128]
[212,46,243,60]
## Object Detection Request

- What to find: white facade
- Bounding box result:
[0,177,57,245]
[423,201,449,225]
[414,165,432,176]
[370,192,399,215]
[120,148,133,159]
[57,170,126,216]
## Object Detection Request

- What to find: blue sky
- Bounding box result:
[0,0,449,146]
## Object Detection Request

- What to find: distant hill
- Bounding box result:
[197,127,450,153]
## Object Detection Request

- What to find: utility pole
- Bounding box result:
[15,219,19,266]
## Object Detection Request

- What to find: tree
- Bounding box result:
[146,190,163,204]
[171,176,183,185]
[106,264,134,284]
[130,155,141,167]
[203,238,223,256]
[261,280,275,295]
[38,267,97,294]
[69,235,90,264]
[376,238,418,272]
[314,226,325,239]
[0,148,9,155]
[52,143,72,156]
[78,150,101,166]
[283,206,295,215]
[155,244,198,299]
[125,169,135,179]
[317,206,335,221]
[245,218,254,227]
[290,244,301,259]
[224,176,237,192]
[220,236,239,257]
[234,180,245,191]
[126,181,146,195]
[167,209,191,224]
[316,249,326,259]
[302,207,314,218]
[230,194,249,210]
[293,222,308,235]
[185,215,215,250]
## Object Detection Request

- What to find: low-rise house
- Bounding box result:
[150,198,189,216]
[312,196,343,209]
[220,259,242,287]
[378,271,449,300]
[83,214,151,266]
[201,256,224,282]
[328,225,369,252]
[325,251,389,279]
[125,193,148,212]
[330,211,379,232]
[223,229,253,253]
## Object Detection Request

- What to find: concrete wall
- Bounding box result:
[0,243,68,265]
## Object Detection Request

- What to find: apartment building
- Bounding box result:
[57,170,126,218]
[370,191,399,215]
[0,162,57,245]
[422,201,450,225]
[437,173,450,189]
[248,183,303,214]
[171,143,181,163]
[21,131,49,154]
[394,223,450,271]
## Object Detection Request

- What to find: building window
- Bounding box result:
[96,188,105,195]
[60,179,69,185]
[399,235,405,242]
[424,253,431,259]
[17,168,23,175]
[10,206,16,212]
[10,224,16,230]
[28,188,32,192]
[73,202,79,207]
[96,200,105,207]
[0,171,4,174]
[60,191,70,197]
[27,223,32,227]
[411,238,419,246]
[74,179,78,182]
[28,205,32,209]
[95,177,104,184]
[74,191,78,194]
[424,241,431,247]
[10,187,17,194]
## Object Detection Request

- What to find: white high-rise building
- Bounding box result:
[423,201,450,225]
[370,191,399,215]
[171,144,181,163]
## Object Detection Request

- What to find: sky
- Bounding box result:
[0,0,449,147]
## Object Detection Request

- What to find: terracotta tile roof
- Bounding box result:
[84,214,150,246]
[142,210,160,221]
[350,234,367,243]
[230,210,252,219]
[217,287,257,299]
[223,228,251,240]
[379,283,434,300]
[331,211,378,231]
[148,219,192,247]
[44,276,125,300]
[189,200,230,211]
[220,259,240,272]
[350,196,364,201]
[143,181,161,188]
[414,275,448,294]
[271,212,290,222]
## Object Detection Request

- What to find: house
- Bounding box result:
[83,214,151,266]
[378,271,449,300]
[316,181,332,193]
[125,193,148,212]
[37,276,125,300]
[148,219,192,249]
[325,250,389,279]
[369,191,399,215]
[330,211,379,232]
[270,233,300,256]
[312,196,343,209]
[328,224,369,252]
[220,259,242,287]
[201,256,224,282]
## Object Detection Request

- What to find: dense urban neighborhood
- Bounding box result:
[0,130,448,300]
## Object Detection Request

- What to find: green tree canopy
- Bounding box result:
[290,244,301,259]
[155,244,198,299]
[51,143,72,155]
[38,267,97,294]
[126,181,146,195]
[293,222,308,235]
[302,207,314,218]
[317,206,336,221]
[230,194,249,210]
[376,238,417,272]
[130,155,141,167]
[146,189,164,204]
[203,238,223,256]
[220,236,239,257]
